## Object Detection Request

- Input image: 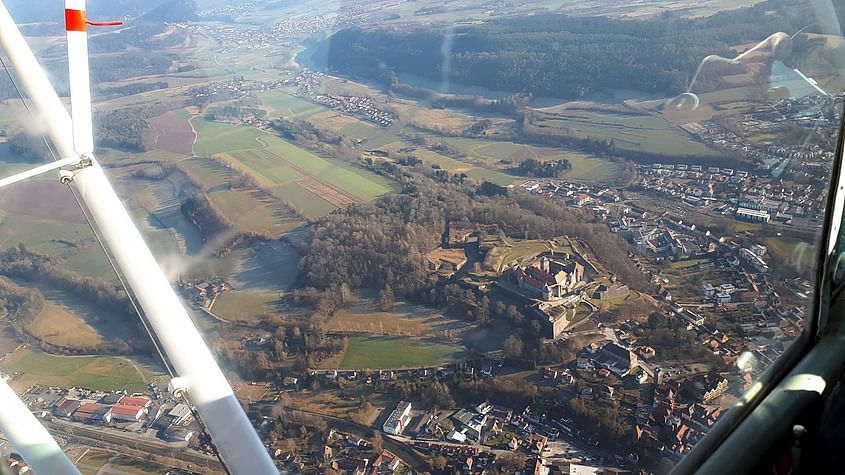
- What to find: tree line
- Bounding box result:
[93,109,150,152]
[97,81,168,99]
[0,244,151,355]
[8,134,50,162]
[512,158,572,178]
[8,107,149,159]
[0,275,43,324]
[180,193,233,243]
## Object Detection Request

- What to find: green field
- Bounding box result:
[534,110,716,156]
[176,157,308,236]
[194,130,397,220]
[191,117,269,155]
[380,141,516,186]
[259,89,328,119]
[60,244,115,280]
[233,153,305,186]
[0,212,92,256]
[214,135,399,219]
[272,182,337,218]
[173,108,192,121]
[0,348,160,393]
[77,451,168,475]
[558,153,620,182]
[339,336,465,369]
[339,121,381,138]
[178,157,233,190]
[212,291,279,321]
[208,189,304,236]
[131,149,186,162]
[261,136,396,200]
[435,137,622,183]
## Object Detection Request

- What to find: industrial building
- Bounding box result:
[735,207,771,222]
[383,401,412,435]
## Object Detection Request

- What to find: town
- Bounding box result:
[0,0,841,473]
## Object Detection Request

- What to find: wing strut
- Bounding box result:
[0,1,277,473]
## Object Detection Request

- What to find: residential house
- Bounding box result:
[593,343,638,376]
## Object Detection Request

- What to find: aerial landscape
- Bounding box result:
[0,0,842,473]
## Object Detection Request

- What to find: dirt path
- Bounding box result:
[120,357,150,384]
[188,115,198,149]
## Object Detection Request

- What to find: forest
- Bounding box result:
[8,133,50,162]
[180,193,233,242]
[0,275,42,325]
[93,109,150,152]
[512,158,571,178]
[320,0,822,99]
[98,81,168,98]
[206,104,267,122]
[299,162,653,302]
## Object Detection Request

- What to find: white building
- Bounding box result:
[446,429,467,443]
[570,464,601,475]
[740,248,770,273]
[168,403,194,425]
[736,208,771,223]
[383,401,412,435]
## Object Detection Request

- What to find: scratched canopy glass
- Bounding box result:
[0,0,842,474]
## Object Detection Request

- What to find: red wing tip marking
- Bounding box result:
[64,8,86,32]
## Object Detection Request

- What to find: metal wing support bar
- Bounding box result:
[0,156,79,189]
[0,2,277,473]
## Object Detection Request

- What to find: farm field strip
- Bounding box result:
[338,336,466,370]
[191,117,269,155]
[188,117,396,220]
[258,89,329,118]
[148,111,194,156]
[534,109,716,156]
[379,140,517,186]
[232,148,360,209]
[208,189,304,236]
[0,348,161,394]
[177,157,232,190]
[271,182,337,218]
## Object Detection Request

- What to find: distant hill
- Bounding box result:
[318,0,822,100]
[141,0,199,22]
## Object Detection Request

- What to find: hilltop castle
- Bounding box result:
[513,255,585,301]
